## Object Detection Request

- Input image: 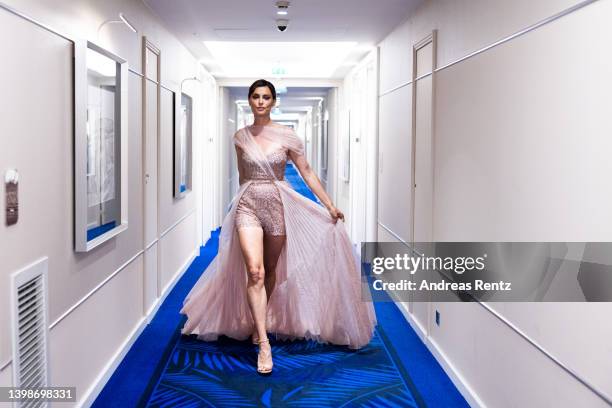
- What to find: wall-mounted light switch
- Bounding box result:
[5,169,19,226]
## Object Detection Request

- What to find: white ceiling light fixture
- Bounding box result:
[203,41,358,78]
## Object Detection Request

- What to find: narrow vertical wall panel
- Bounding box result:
[377,85,413,241]
[413,76,434,242]
[143,39,160,309]
[365,59,379,244]
[416,42,433,77]
[144,79,159,246]
[411,35,435,336]
[145,48,158,82]
[143,244,158,311]
[412,40,435,244]
[159,211,197,293]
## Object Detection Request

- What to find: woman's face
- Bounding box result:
[249,86,275,118]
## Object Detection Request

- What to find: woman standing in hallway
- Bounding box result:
[180,79,376,374]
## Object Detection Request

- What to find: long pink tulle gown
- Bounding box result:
[180,124,377,349]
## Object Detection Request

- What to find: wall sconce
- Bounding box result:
[180,76,202,91]
[97,12,138,38]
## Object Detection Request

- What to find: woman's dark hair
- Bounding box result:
[248,79,276,100]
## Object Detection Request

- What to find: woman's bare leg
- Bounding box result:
[263,234,286,302]
[237,227,268,343]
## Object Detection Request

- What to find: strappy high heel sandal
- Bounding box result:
[257,339,273,375]
[251,330,259,345]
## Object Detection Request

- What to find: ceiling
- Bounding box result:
[142,0,422,80]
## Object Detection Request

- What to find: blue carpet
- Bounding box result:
[92,231,220,408]
[93,163,469,407]
[147,333,418,407]
[284,163,319,203]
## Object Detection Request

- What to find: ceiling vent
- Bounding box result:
[11,258,50,398]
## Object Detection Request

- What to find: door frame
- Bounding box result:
[409,30,437,318]
[410,30,437,245]
[142,36,161,309]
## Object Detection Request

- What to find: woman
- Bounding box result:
[180,79,376,375]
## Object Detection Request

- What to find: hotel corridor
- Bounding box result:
[1,0,611,407]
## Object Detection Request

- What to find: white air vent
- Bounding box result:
[11,257,49,403]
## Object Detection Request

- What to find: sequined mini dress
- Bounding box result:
[235,146,288,236]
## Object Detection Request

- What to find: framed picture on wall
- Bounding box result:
[74,40,129,252]
[174,92,193,198]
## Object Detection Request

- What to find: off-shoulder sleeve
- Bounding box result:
[232,129,246,150]
[284,127,305,156]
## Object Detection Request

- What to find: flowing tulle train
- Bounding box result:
[180,126,376,349]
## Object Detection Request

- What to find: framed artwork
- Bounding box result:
[74,40,128,252]
[174,92,193,198]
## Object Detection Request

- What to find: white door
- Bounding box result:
[350,55,378,254]
[143,40,160,314]
[412,34,436,244]
[410,32,436,330]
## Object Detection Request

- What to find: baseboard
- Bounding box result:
[78,315,148,408]
[391,297,486,408]
[79,246,198,407]
[146,248,197,323]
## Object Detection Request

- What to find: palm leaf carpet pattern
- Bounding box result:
[146,332,417,407]
[145,164,418,407]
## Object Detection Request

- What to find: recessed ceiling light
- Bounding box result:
[203,41,358,78]
[277,10,288,15]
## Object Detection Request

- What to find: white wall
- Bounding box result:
[326,88,340,205]
[0,0,217,405]
[377,0,612,406]
[338,50,379,248]
[218,88,238,218]
[199,72,219,245]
